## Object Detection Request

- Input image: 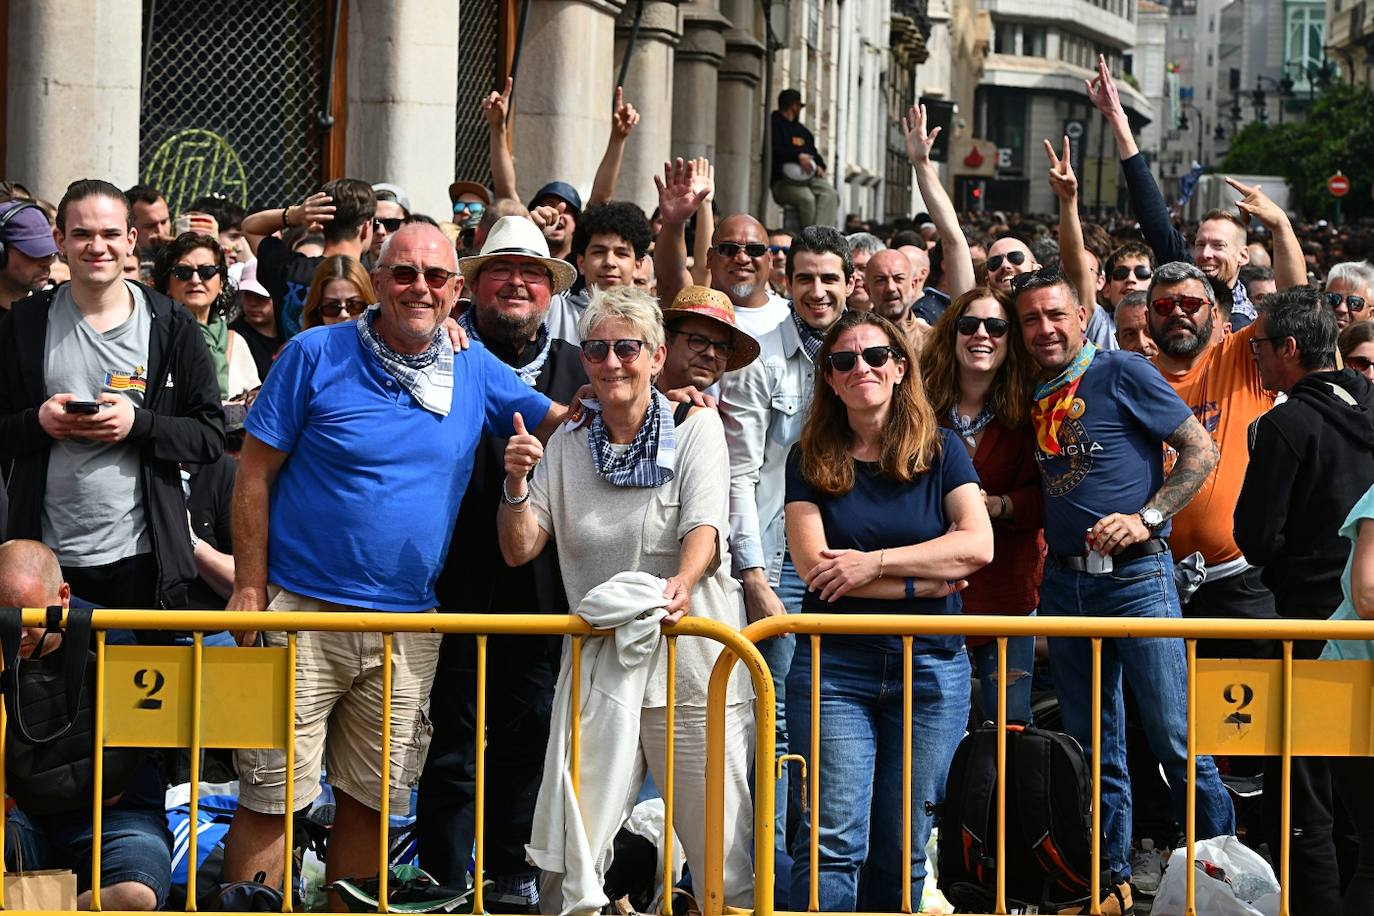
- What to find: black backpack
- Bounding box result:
[938,723,1118,912]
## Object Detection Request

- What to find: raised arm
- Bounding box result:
[1086,54,1189,265]
[1044,137,1099,319]
[240,193,335,256]
[689,157,716,287]
[1225,177,1306,290]
[653,158,709,309]
[483,78,518,202]
[588,87,640,207]
[903,104,974,297]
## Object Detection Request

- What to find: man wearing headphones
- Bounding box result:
[0,200,57,311]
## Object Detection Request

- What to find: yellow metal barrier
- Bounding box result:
[0,609,774,916]
[701,613,1374,916]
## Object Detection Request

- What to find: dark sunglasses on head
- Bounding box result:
[320,297,368,318]
[1010,264,1061,293]
[171,264,220,283]
[986,249,1027,273]
[581,338,645,363]
[670,329,735,357]
[1111,265,1153,282]
[715,242,769,259]
[1348,355,1374,372]
[769,244,790,255]
[374,217,403,233]
[1327,291,1367,313]
[1150,294,1209,317]
[827,346,899,372]
[955,315,1010,338]
[452,201,486,217]
[382,264,458,289]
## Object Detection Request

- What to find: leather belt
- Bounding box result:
[1052,537,1168,572]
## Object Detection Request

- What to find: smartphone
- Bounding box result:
[63,400,103,414]
[173,213,194,236]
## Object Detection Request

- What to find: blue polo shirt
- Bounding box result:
[1035,349,1192,556]
[246,323,551,611]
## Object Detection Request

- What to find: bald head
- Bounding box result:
[709,214,770,306]
[866,249,918,321]
[0,540,65,606]
[379,222,458,271]
[899,245,930,292]
[713,214,767,246]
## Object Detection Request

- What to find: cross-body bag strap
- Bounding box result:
[7,606,95,744]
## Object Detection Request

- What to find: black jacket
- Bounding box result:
[0,283,226,607]
[770,111,826,185]
[1234,369,1374,618]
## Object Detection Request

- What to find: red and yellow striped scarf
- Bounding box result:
[1031,342,1098,455]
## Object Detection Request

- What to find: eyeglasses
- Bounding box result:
[955,315,1010,338]
[715,242,769,259]
[1248,336,1284,354]
[1348,355,1374,372]
[374,217,403,233]
[769,244,790,255]
[1111,265,1153,282]
[171,264,220,283]
[320,297,368,318]
[986,250,1027,272]
[482,263,551,285]
[1327,291,1367,313]
[381,264,458,288]
[1150,294,1209,317]
[670,329,735,358]
[452,201,486,217]
[1010,265,1061,293]
[827,346,899,372]
[581,338,645,362]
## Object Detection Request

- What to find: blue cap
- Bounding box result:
[0,201,57,259]
[530,181,582,216]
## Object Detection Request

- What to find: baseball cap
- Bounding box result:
[237,259,269,298]
[778,89,804,110]
[529,181,583,216]
[0,202,58,259]
[371,182,412,213]
[448,181,492,206]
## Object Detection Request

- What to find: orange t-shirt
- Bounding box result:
[1157,323,1276,565]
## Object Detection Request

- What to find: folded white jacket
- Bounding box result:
[526,570,669,916]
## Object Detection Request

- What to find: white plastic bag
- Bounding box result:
[1152,836,1280,916]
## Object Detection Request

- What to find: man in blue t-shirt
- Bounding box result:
[219,223,561,900]
[1012,268,1234,912]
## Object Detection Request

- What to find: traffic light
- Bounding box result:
[972,186,982,199]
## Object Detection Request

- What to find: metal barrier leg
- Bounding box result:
[901,636,913,915]
[808,635,821,913]
[662,638,676,916]
[474,635,487,915]
[1090,637,1101,916]
[189,633,204,911]
[284,632,297,912]
[92,630,107,912]
[1186,639,1197,916]
[379,633,393,914]
[1280,640,1293,916]
[995,636,1008,916]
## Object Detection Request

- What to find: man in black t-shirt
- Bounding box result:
[418,217,584,905]
[241,178,375,338]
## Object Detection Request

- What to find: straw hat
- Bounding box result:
[661,286,761,371]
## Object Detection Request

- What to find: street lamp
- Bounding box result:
[1254,75,1294,124]
[1178,102,1206,163]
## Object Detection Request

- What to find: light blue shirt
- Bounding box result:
[1321,484,1374,660]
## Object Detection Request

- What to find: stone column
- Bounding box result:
[346,0,459,219]
[671,2,729,162]
[511,0,627,206]
[6,2,142,198]
[615,1,681,214]
[715,0,766,216]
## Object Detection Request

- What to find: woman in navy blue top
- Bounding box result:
[783,310,993,911]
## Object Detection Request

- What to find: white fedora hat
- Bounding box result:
[458,215,577,295]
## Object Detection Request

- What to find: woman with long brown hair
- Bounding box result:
[300,255,376,330]
[783,309,993,910]
[920,286,1044,724]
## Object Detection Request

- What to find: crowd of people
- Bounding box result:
[1,53,1373,916]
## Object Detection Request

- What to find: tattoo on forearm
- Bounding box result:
[1149,417,1219,519]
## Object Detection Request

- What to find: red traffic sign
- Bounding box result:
[1329,173,1351,197]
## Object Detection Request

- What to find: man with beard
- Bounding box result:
[1013,268,1231,914]
[655,159,790,339]
[419,216,583,906]
[1085,54,1306,322]
[717,225,853,904]
[0,201,57,310]
[865,248,927,350]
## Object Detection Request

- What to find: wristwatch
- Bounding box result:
[1138,507,1165,531]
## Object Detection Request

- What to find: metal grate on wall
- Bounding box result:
[139,0,330,215]
[454,1,498,187]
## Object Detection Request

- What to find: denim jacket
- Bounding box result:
[718,314,816,586]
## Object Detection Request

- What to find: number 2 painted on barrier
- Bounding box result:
[133,668,166,710]
[1223,682,1254,727]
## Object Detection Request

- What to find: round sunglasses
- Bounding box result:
[955,315,1009,338]
[580,338,644,363]
[986,250,1027,272]
[826,346,899,372]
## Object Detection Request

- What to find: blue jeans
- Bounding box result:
[785,641,970,911]
[756,558,806,907]
[6,807,172,907]
[1039,551,1235,880]
[969,630,1036,725]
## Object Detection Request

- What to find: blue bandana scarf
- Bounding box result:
[581,388,677,488]
[356,306,453,417]
[790,307,826,362]
[455,307,551,388]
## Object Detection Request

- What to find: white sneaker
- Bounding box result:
[1129,839,1166,896]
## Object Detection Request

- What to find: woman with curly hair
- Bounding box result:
[300,255,376,330]
[155,231,259,401]
[920,285,1044,724]
[784,309,993,910]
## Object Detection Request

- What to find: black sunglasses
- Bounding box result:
[827,346,899,372]
[986,250,1027,272]
[320,298,369,318]
[382,264,458,289]
[670,329,735,357]
[171,264,220,283]
[581,338,645,362]
[1010,265,1062,292]
[374,217,404,233]
[955,315,1010,338]
[1150,294,1209,317]
[715,242,769,259]
[1327,291,1367,313]
[1111,265,1153,282]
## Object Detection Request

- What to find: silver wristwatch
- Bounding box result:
[1138,507,1164,531]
